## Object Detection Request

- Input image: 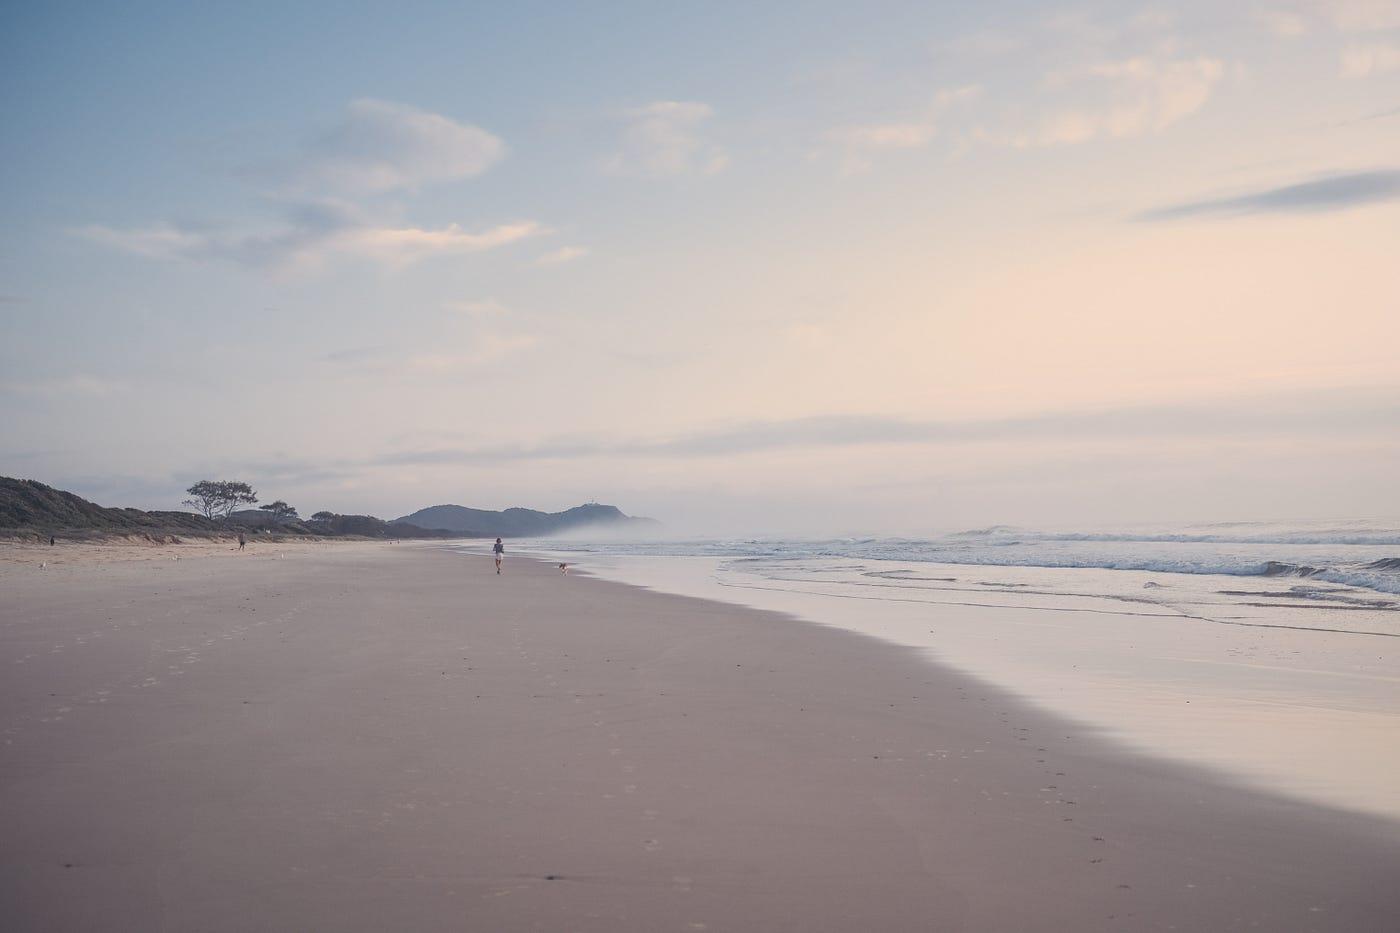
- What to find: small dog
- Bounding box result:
[558,563,569,574]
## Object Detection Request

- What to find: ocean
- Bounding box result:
[523,518,1400,597]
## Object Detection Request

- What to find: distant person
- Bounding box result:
[49,535,55,547]
[493,537,504,574]
[237,532,246,551]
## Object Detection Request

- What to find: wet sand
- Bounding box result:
[1,542,1397,931]
[550,551,1400,821]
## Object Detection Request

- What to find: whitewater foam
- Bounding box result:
[525,520,1400,596]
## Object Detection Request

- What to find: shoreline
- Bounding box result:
[514,545,1400,823]
[2,542,1397,930]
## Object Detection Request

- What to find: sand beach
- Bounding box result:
[2,540,1397,931]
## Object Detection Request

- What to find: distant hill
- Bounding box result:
[397,502,658,537]
[0,477,450,541]
[296,512,455,539]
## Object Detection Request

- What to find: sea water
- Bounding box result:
[516,519,1400,595]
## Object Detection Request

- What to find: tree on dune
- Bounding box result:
[259,500,298,520]
[183,480,258,521]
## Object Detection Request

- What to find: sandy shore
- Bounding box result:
[1,542,1397,931]
[547,551,1400,822]
[0,534,351,566]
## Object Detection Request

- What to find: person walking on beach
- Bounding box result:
[493,537,504,574]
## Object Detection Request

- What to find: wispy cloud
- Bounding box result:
[605,101,728,176]
[77,199,547,269]
[2,374,129,398]
[1136,169,1400,220]
[1263,1,1400,35]
[1036,7,1179,48]
[367,390,1400,465]
[333,221,545,266]
[1327,0,1400,31]
[825,86,980,172]
[1255,8,1309,37]
[321,346,389,365]
[407,333,538,371]
[938,9,1228,150]
[1011,56,1225,147]
[1342,42,1400,76]
[184,458,352,489]
[298,98,505,194]
[319,331,537,374]
[79,99,540,271]
[534,245,588,265]
[939,30,1026,56]
[1323,102,1400,127]
[444,298,511,317]
[829,123,937,151]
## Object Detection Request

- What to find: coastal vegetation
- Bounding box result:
[0,477,653,542]
[182,480,258,521]
[0,478,448,542]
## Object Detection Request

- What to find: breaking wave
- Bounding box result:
[539,521,1400,597]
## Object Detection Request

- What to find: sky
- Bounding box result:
[2,0,1398,535]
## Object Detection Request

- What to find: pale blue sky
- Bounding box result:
[3,2,1398,533]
